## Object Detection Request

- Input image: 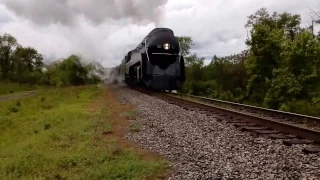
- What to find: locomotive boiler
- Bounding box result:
[119,28,185,91]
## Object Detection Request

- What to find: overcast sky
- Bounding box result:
[0,0,319,67]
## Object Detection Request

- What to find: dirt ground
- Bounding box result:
[90,85,172,179]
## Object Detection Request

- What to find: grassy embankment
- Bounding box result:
[0,85,167,180]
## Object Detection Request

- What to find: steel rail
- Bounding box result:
[157,93,320,143]
[166,92,320,124]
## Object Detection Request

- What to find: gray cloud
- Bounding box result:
[165,0,319,65]
[0,5,13,24]
[192,40,211,50]
[2,0,168,26]
[1,0,319,68]
[215,30,243,44]
[2,0,75,26]
[168,3,194,11]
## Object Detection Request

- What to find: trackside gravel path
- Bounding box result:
[0,91,38,102]
[115,87,320,180]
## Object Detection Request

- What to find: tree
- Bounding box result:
[176,36,194,57]
[0,32,103,86]
[44,55,103,86]
[264,68,302,109]
[13,46,43,72]
[285,30,320,99]
[244,8,303,104]
[58,55,89,85]
[184,53,205,80]
[176,8,320,116]
[0,33,18,79]
[210,55,219,65]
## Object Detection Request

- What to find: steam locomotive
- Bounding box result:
[118,28,185,91]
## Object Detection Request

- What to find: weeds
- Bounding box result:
[44,123,51,130]
[0,85,166,179]
[8,106,19,113]
[125,109,141,132]
[129,122,141,132]
[16,100,21,106]
[126,109,139,120]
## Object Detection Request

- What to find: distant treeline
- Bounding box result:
[0,34,104,87]
[177,8,320,117]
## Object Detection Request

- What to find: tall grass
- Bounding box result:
[0,85,166,180]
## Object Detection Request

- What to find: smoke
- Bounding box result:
[103,67,126,86]
[2,0,168,27]
[0,0,169,70]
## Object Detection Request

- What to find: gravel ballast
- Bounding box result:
[115,87,320,180]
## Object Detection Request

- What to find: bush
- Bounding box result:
[280,99,320,116]
[219,90,234,101]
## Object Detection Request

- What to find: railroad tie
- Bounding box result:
[225,120,246,123]
[282,139,314,146]
[269,134,297,139]
[302,147,320,154]
[241,126,269,131]
[251,130,280,134]
[233,123,258,127]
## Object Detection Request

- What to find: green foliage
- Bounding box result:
[126,109,139,120]
[43,55,104,87]
[179,51,248,102]
[0,86,166,179]
[179,8,320,117]
[0,34,18,79]
[280,99,320,117]
[264,68,302,109]
[0,33,104,92]
[176,36,194,57]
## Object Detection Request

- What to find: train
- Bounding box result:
[118,28,186,91]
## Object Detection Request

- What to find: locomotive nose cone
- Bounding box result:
[146,29,179,53]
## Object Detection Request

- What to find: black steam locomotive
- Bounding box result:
[118,28,185,91]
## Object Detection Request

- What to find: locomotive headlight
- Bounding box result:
[163,43,170,50]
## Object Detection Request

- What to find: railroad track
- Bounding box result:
[167,92,320,129]
[129,87,320,154]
